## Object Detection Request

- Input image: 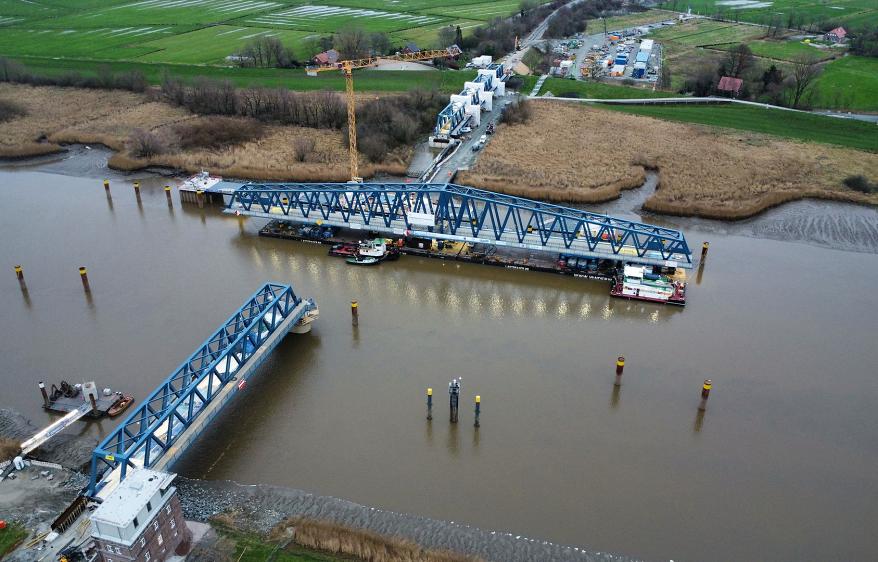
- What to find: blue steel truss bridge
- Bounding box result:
[86,283,316,499]
[225,183,693,269]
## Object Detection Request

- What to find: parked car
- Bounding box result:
[472,143,482,152]
[479,134,487,144]
[460,126,472,134]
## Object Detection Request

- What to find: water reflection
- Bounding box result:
[693,410,706,433]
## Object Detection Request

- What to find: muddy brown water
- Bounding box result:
[1,150,877,562]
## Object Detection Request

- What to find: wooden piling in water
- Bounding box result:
[698,379,712,411]
[426,388,433,420]
[79,266,90,293]
[14,265,26,291]
[351,300,358,326]
[614,356,625,386]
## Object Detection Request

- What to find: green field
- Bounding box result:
[660,0,878,31]
[812,56,878,111]
[604,103,878,151]
[0,0,544,66]
[647,19,763,46]
[711,39,837,62]
[0,521,27,559]
[525,75,678,99]
[10,56,476,92]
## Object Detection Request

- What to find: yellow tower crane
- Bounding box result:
[306,45,462,182]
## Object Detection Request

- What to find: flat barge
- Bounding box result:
[40,380,134,418]
[259,221,688,305]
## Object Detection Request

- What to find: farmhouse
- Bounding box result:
[313,48,339,65]
[717,76,743,98]
[824,26,847,43]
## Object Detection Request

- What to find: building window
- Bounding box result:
[145,551,151,561]
[157,533,163,546]
[153,521,159,532]
[140,537,146,548]
[165,504,171,515]
[170,519,176,530]
[106,544,113,552]
[146,501,152,512]
[133,517,139,529]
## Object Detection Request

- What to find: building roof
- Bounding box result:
[827,26,846,38]
[717,76,743,94]
[91,469,176,528]
[313,49,339,65]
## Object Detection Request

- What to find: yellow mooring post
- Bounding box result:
[196,189,204,209]
[474,395,481,428]
[614,356,625,386]
[78,266,90,293]
[351,300,358,326]
[164,185,172,204]
[103,179,110,193]
[698,379,712,411]
[701,241,709,261]
[133,181,141,201]
[426,388,433,420]
[14,265,26,291]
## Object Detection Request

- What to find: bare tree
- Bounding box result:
[724,43,754,78]
[787,55,821,108]
[437,26,456,49]
[336,26,369,60]
[369,32,391,56]
[128,129,166,158]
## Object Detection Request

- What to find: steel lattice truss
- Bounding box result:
[227,183,693,267]
[86,283,302,496]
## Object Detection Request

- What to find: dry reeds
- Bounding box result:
[459,101,878,219]
[0,437,21,461]
[273,518,485,562]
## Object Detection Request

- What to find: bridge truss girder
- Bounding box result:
[227,183,692,268]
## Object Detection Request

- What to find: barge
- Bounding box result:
[41,380,134,418]
[259,220,685,304]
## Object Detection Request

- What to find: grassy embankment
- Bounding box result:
[607,104,878,152]
[458,101,878,219]
[205,516,483,562]
[0,521,28,559]
[9,57,474,94]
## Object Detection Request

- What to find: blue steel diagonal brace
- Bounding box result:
[86,283,305,497]
[227,183,693,267]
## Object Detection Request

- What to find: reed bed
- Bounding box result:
[0,83,407,180]
[459,102,878,219]
[0,437,21,462]
[271,518,485,562]
[0,83,144,157]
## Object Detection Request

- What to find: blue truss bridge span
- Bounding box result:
[86,283,316,498]
[226,183,693,269]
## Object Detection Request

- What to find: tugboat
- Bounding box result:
[610,265,686,305]
[107,393,135,417]
[329,242,359,257]
[344,239,400,265]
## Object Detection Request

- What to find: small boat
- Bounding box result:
[329,242,359,257]
[357,238,388,258]
[107,394,134,417]
[346,255,381,265]
[610,265,686,305]
[182,169,222,191]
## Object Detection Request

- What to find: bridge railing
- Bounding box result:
[86,283,302,497]
[226,183,693,267]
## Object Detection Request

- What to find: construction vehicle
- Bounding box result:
[306,45,462,182]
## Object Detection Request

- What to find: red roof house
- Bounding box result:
[717,76,743,97]
[825,27,847,42]
[313,49,339,65]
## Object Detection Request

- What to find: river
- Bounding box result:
[1,148,876,562]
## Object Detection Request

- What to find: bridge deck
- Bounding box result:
[226,183,693,269]
[87,283,315,498]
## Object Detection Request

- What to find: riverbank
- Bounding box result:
[458,101,878,220]
[0,83,408,180]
